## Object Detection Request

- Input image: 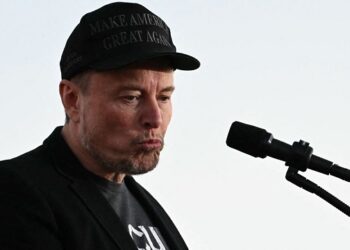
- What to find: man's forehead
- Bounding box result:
[102,65,174,80]
[87,66,174,91]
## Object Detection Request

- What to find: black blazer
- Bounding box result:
[0,127,188,250]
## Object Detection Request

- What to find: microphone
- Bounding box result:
[226,121,350,216]
[226,121,350,181]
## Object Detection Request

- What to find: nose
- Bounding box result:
[140,98,162,129]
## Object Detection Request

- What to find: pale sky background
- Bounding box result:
[1,0,350,249]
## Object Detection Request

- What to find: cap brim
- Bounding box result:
[90,51,200,71]
[164,52,200,70]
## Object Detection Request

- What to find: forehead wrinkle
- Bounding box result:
[89,67,174,94]
[117,70,173,90]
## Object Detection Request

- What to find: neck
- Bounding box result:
[61,124,126,183]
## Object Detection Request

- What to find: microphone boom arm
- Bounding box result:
[274,139,350,182]
[285,167,350,217]
[281,139,350,216]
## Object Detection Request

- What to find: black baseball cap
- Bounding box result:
[60,2,200,79]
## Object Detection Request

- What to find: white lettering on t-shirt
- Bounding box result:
[128,224,166,250]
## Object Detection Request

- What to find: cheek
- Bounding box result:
[82,102,127,131]
[102,105,139,132]
[162,105,173,129]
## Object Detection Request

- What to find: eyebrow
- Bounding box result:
[160,86,175,92]
[117,85,175,93]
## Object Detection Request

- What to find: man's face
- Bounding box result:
[76,65,174,175]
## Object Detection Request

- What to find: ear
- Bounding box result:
[59,79,81,123]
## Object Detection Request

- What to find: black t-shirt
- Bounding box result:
[91,174,169,250]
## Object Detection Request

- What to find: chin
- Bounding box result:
[133,157,159,174]
[129,152,160,175]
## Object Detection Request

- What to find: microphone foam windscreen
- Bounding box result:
[226,121,271,158]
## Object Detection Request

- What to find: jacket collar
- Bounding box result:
[43,127,137,250]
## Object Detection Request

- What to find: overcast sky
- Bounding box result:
[1,1,350,249]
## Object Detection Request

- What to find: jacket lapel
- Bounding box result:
[70,180,137,250]
[44,127,137,250]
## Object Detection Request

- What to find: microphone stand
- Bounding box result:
[283,140,350,216]
[286,167,350,216]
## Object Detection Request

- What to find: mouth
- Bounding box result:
[137,139,163,151]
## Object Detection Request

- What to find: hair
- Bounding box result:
[70,70,94,94]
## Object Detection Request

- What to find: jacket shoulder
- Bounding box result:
[0,144,52,176]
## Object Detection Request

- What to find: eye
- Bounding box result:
[124,96,139,101]
[121,95,141,104]
[158,95,171,103]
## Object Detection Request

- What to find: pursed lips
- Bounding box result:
[137,138,163,150]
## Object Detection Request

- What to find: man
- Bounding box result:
[0,2,199,250]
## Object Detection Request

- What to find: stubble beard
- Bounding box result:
[80,126,164,176]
